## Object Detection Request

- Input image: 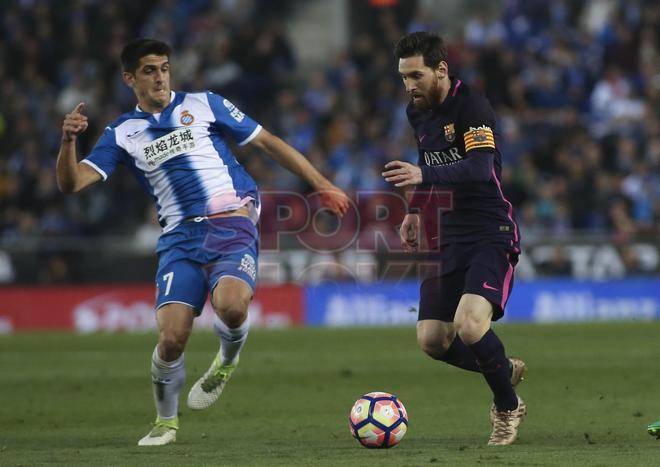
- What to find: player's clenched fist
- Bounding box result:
[62,102,88,142]
[319,185,350,217]
[400,213,420,252]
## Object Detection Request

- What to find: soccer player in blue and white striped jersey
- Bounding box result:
[56,38,349,446]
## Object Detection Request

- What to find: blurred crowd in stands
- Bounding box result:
[0,0,658,270]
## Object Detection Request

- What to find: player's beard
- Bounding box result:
[412,76,442,110]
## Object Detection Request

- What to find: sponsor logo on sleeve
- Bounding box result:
[223,99,245,123]
[463,125,495,151]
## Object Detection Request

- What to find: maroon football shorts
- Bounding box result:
[418,241,519,322]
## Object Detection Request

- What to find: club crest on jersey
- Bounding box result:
[444,123,455,142]
[180,110,194,126]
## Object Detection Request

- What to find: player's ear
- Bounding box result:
[436,61,448,79]
[122,71,135,88]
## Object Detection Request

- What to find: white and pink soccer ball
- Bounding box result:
[349,391,408,448]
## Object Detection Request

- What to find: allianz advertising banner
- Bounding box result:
[304,279,660,326]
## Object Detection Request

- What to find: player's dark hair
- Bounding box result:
[120,38,172,73]
[394,32,448,69]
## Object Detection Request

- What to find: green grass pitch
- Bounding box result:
[1,322,659,466]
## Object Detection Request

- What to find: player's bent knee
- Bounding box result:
[454,309,489,344]
[417,339,450,360]
[416,322,455,360]
[212,277,253,327]
[158,331,188,360]
[454,294,493,343]
[454,313,479,343]
[214,299,250,327]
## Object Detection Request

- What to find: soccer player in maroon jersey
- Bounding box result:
[382,31,527,445]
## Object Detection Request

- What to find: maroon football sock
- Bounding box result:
[439,336,481,372]
[468,329,518,411]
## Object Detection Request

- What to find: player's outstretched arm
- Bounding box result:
[249,128,349,217]
[56,103,102,193]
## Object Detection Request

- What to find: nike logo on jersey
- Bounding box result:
[127,130,143,138]
[419,134,427,143]
[482,281,499,291]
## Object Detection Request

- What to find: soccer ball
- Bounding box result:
[348,391,408,448]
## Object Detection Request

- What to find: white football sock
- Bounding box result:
[213,315,249,366]
[150,346,185,420]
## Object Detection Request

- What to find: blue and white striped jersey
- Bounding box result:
[82,91,262,232]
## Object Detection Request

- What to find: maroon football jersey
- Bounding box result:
[406,78,519,251]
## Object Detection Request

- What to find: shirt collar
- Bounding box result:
[435,77,460,112]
